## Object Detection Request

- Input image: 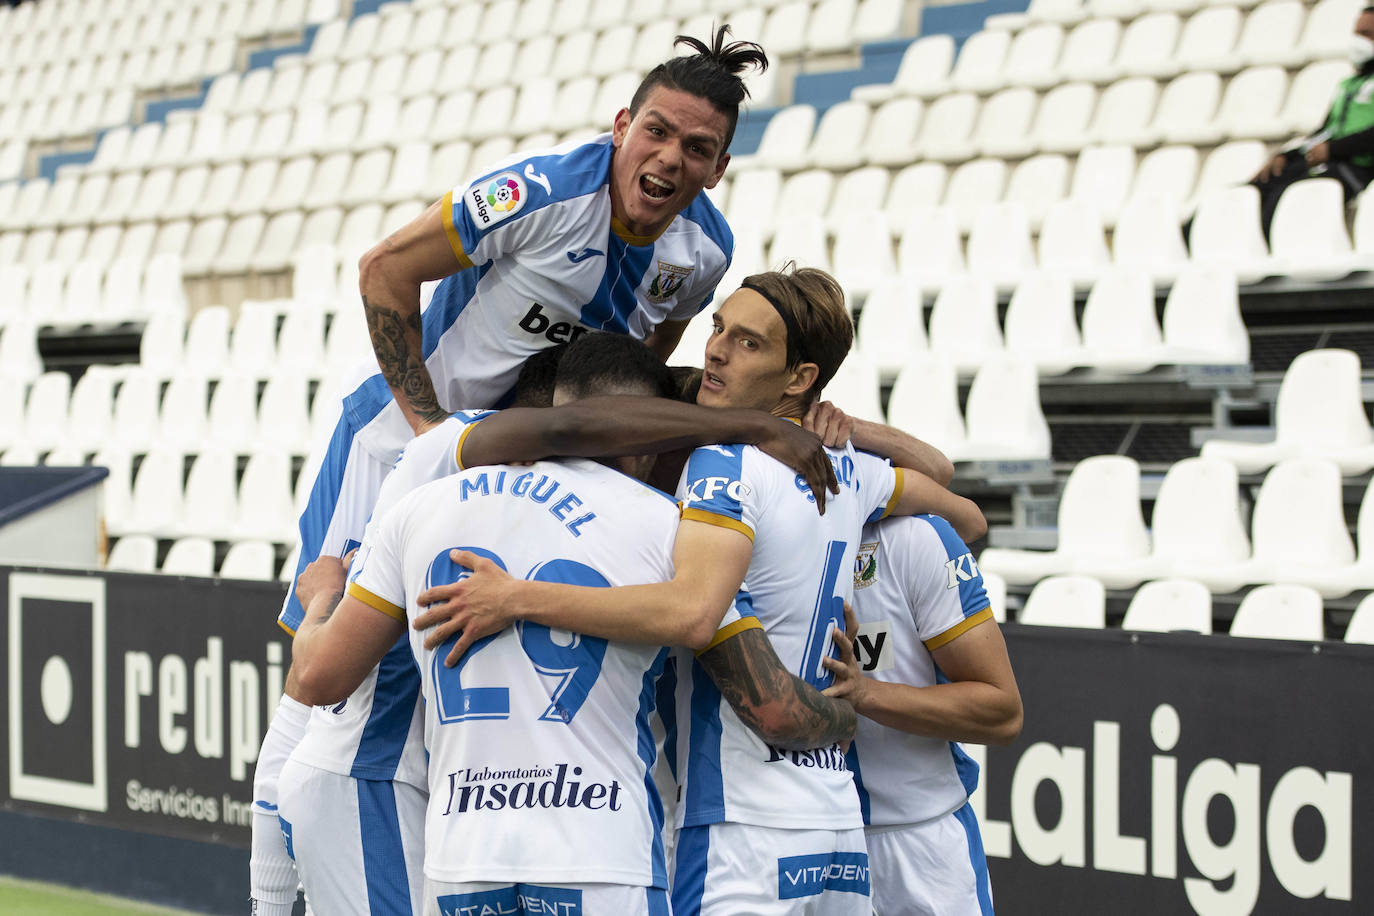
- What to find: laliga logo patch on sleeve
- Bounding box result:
[466,172,527,227]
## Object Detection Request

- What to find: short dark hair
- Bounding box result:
[670,365,703,403]
[511,344,568,408]
[629,24,769,153]
[556,332,676,401]
[741,263,853,408]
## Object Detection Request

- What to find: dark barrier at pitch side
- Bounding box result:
[2,566,1370,914]
[0,566,289,913]
[973,624,1372,916]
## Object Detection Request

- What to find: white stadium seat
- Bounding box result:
[851,34,955,101]
[1019,575,1107,628]
[949,29,1011,94]
[966,203,1037,291]
[1001,271,1082,375]
[1267,178,1356,282]
[1121,579,1213,633]
[886,357,969,460]
[163,537,216,577]
[1158,267,1248,366]
[1231,584,1324,641]
[1202,349,1374,475]
[1189,186,1271,284]
[959,357,1053,461]
[926,274,1002,375]
[897,207,965,289]
[981,456,1146,584]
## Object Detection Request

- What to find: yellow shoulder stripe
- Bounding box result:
[277,619,297,637]
[923,607,993,651]
[441,189,474,270]
[681,507,755,542]
[697,615,764,655]
[455,417,485,471]
[881,467,906,519]
[347,582,407,623]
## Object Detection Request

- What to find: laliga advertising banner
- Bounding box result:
[1,566,288,848]
[971,625,1372,916]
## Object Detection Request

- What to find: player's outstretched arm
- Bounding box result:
[804,400,954,486]
[290,556,406,706]
[414,520,753,663]
[699,625,857,751]
[358,198,468,435]
[823,605,1021,746]
[889,469,987,543]
[461,397,838,508]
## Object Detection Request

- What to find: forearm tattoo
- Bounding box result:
[363,295,448,425]
[701,628,856,750]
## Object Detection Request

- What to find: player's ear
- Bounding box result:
[611,107,632,146]
[783,362,819,399]
[706,151,730,189]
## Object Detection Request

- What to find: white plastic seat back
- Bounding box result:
[927,274,1002,374]
[1002,272,1081,374]
[1150,457,1251,566]
[1346,592,1374,644]
[1231,584,1324,640]
[886,357,967,457]
[1004,23,1064,88]
[1057,455,1150,561]
[824,353,884,424]
[949,29,1011,93]
[864,98,923,166]
[24,371,72,451]
[1188,186,1270,283]
[1113,193,1189,280]
[809,100,870,170]
[181,451,240,538]
[1004,154,1071,229]
[855,278,927,376]
[1160,267,1249,364]
[897,207,964,289]
[1069,145,1135,227]
[107,535,158,573]
[1038,199,1110,285]
[1250,459,1356,570]
[237,449,297,541]
[1130,145,1198,216]
[982,571,1008,623]
[966,203,1036,291]
[1019,575,1106,627]
[221,540,277,581]
[1122,579,1213,633]
[887,164,949,228]
[1271,349,1373,451]
[1269,178,1354,281]
[125,447,185,535]
[1059,18,1122,82]
[163,537,216,577]
[962,357,1053,461]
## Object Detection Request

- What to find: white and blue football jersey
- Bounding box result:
[673,442,904,831]
[847,515,993,826]
[280,133,732,630]
[346,458,696,887]
[287,411,494,792]
[426,133,733,411]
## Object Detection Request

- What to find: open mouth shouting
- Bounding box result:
[640,173,676,201]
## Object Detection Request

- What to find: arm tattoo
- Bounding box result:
[301,591,344,634]
[699,628,856,751]
[362,295,449,426]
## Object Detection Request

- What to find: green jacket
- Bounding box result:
[1323,72,1374,168]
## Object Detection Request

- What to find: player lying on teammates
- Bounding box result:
[285,332,866,915]
[413,265,987,915]
[266,341,842,915]
[253,26,771,912]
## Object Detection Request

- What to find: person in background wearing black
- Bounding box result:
[1252,6,1374,238]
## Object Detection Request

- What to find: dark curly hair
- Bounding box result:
[629,24,769,153]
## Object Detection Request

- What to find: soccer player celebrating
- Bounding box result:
[418,266,987,915]
[252,28,768,913]
[286,333,845,915]
[823,514,1022,916]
